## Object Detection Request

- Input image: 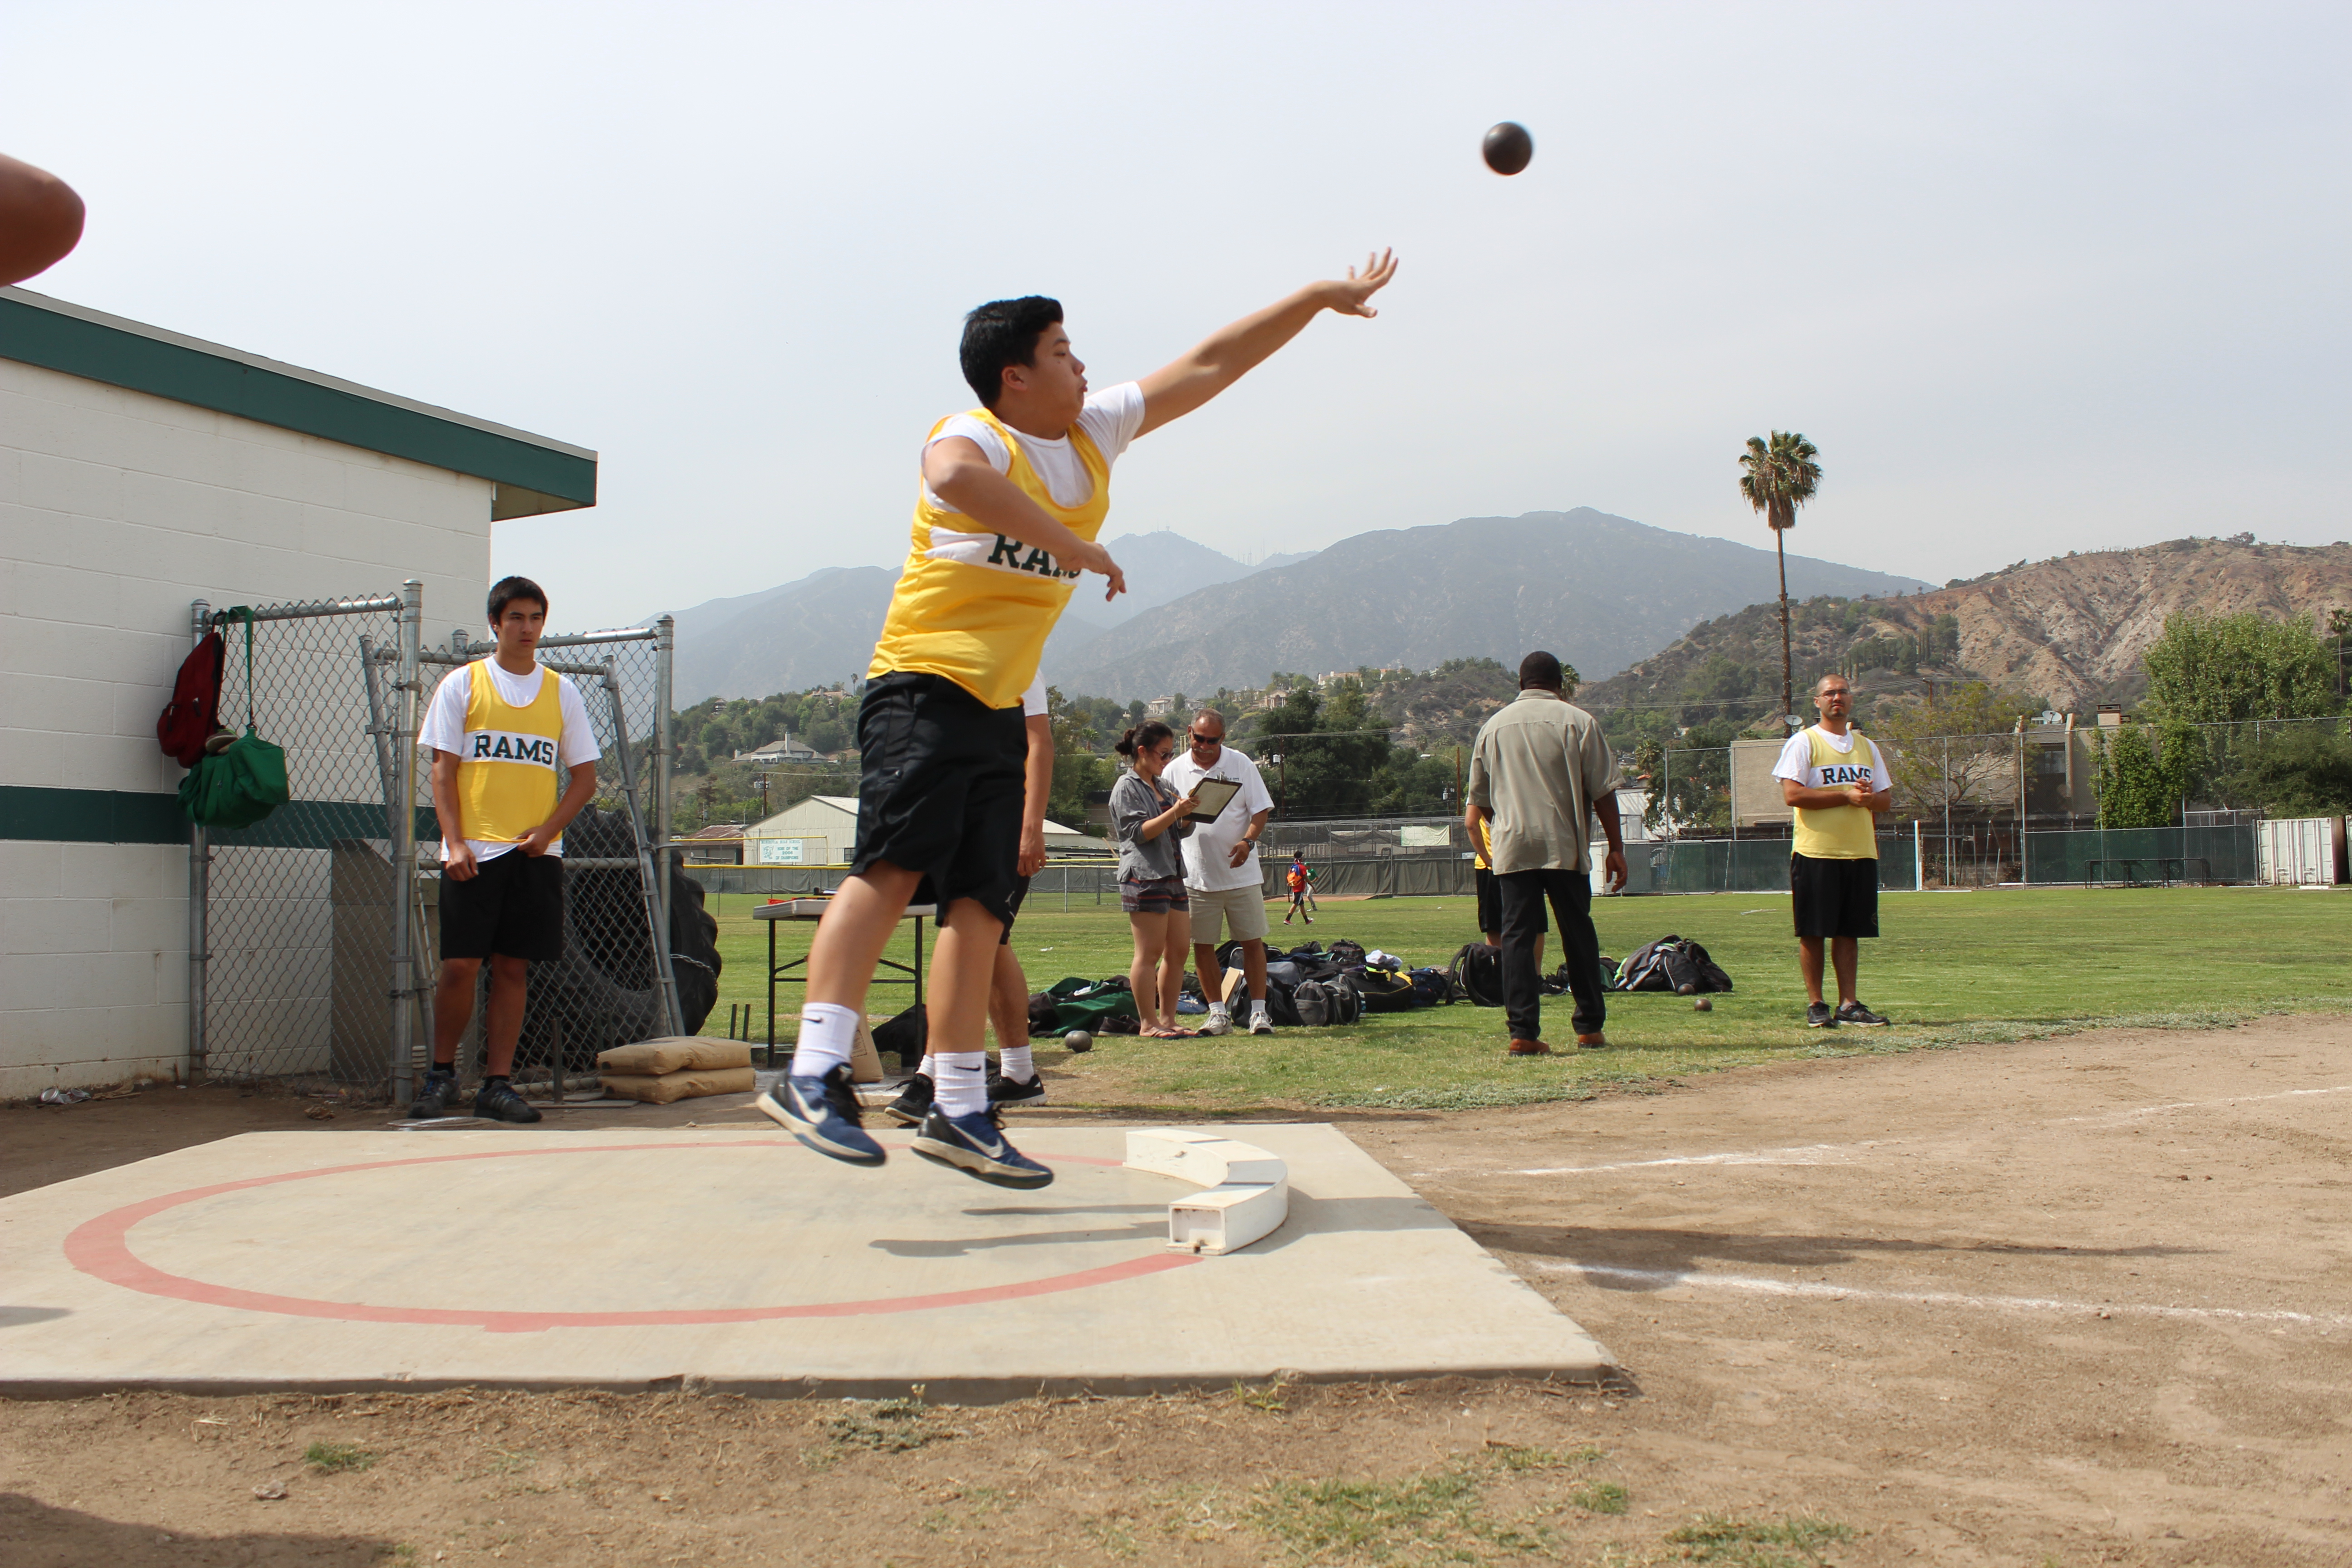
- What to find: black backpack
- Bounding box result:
[1613,936,1734,994]
[1448,942,1504,1007]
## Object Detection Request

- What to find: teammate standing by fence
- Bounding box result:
[1774,675,1893,1028]
[413,576,601,1122]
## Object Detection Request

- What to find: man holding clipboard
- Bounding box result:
[1163,708,1278,1036]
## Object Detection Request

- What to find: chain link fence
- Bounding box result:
[191,589,414,1087]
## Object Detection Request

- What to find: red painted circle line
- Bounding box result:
[64,1138,1197,1333]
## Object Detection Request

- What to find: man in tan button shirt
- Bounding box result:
[1464,651,1627,1055]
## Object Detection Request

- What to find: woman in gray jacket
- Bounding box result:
[1112,721,1200,1037]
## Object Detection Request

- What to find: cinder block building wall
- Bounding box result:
[0,288,595,1097]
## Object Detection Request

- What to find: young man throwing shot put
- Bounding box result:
[412,576,601,1121]
[762,251,1397,1188]
[1774,675,1893,1028]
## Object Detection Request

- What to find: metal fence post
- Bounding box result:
[654,614,675,972]
[390,580,423,1108]
[186,597,211,1082]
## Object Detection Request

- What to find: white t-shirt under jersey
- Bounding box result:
[419,659,602,862]
[921,382,1147,513]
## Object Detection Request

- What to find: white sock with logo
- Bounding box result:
[934,1052,988,1118]
[787,1003,860,1079]
[999,1043,1034,1081]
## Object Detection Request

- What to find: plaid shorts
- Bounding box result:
[1119,874,1189,916]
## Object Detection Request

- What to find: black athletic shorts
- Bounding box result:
[440,848,566,962]
[1790,853,1879,939]
[999,875,1030,946]
[1475,867,1500,936]
[854,671,1025,930]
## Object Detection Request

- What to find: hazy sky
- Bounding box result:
[9,2,2347,631]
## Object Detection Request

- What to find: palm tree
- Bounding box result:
[1738,431,1823,726]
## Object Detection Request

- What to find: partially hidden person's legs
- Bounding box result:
[1546,870,1607,1046]
[911,897,1054,1188]
[989,942,1044,1102]
[1496,870,1549,1052]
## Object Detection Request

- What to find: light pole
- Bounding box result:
[1269,753,1285,821]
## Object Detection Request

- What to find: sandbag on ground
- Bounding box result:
[598,1065,758,1104]
[597,1037,753,1076]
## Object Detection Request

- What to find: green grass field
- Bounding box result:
[695,887,2351,1113]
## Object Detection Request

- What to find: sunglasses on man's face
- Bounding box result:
[1189,733,1222,749]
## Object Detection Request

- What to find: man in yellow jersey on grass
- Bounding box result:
[761,251,1398,1187]
[1774,674,1894,1028]
[412,577,602,1121]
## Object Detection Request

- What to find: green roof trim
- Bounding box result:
[0,287,596,519]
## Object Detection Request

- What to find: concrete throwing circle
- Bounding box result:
[64,1138,1198,1333]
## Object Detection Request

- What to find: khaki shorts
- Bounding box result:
[1188,882,1270,945]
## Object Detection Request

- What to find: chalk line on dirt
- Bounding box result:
[1532,1260,2352,1329]
[1423,1083,2352,1182]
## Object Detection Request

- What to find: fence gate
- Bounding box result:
[398,622,680,1107]
[189,587,421,1088]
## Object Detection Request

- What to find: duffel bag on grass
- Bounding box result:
[1447,941,1504,1006]
[1353,966,1420,1012]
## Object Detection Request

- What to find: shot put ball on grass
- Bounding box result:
[1482,121,1533,176]
[1063,1029,1093,1053]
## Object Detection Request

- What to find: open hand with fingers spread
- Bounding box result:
[1064,539,1127,601]
[1319,249,1398,317]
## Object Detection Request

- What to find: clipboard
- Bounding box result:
[1183,776,1243,824]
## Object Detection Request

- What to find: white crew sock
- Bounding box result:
[1250,999,1270,1023]
[1000,1043,1034,1081]
[787,1003,861,1079]
[1209,1002,1230,1022]
[934,1052,988,1117]
[918,1053,936,1081]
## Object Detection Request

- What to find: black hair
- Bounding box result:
[960,296,1064,408]
[1114,720,1176,762]
[1518,650,1564,690]
[488,575,549,626]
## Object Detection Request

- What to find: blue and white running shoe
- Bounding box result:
[756,1063,884,1166]
[911,1105,1054,1189]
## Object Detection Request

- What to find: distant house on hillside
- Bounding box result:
[736,733,820,764]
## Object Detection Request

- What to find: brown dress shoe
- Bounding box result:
[1507,1039,1553,1056]
[1575,1033,1608,1049]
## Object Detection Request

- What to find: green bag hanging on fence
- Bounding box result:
[177,608,290,830]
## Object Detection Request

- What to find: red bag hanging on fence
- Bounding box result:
[157,630,226,767]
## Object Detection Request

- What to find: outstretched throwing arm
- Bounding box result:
[1135,250,1397,437]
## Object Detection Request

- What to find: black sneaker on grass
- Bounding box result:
[989,1072,1045,1107]
[1806,1002,1837,1029]
[1834,1000,1889,1027]
[885,1072,935,1127]
[472,1078,543,1123]
[408,1068,458,1119]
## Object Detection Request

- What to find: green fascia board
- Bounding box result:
[0,288,596,516]
[0,786,439,848]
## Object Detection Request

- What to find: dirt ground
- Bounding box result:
[4,1015,2349,1566]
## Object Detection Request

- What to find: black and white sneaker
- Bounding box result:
[884,1072,934,1127]
[408,1068,458,1119]
[988,1072,1045,1107]
[1834,1000,1889,1027]
[1806,1002,1837,1029]
[911,1105,1053,1189]
[472,1078,543,1123]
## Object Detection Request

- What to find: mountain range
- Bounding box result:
[662,511,1931,706]
[1578,536,2352,719]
